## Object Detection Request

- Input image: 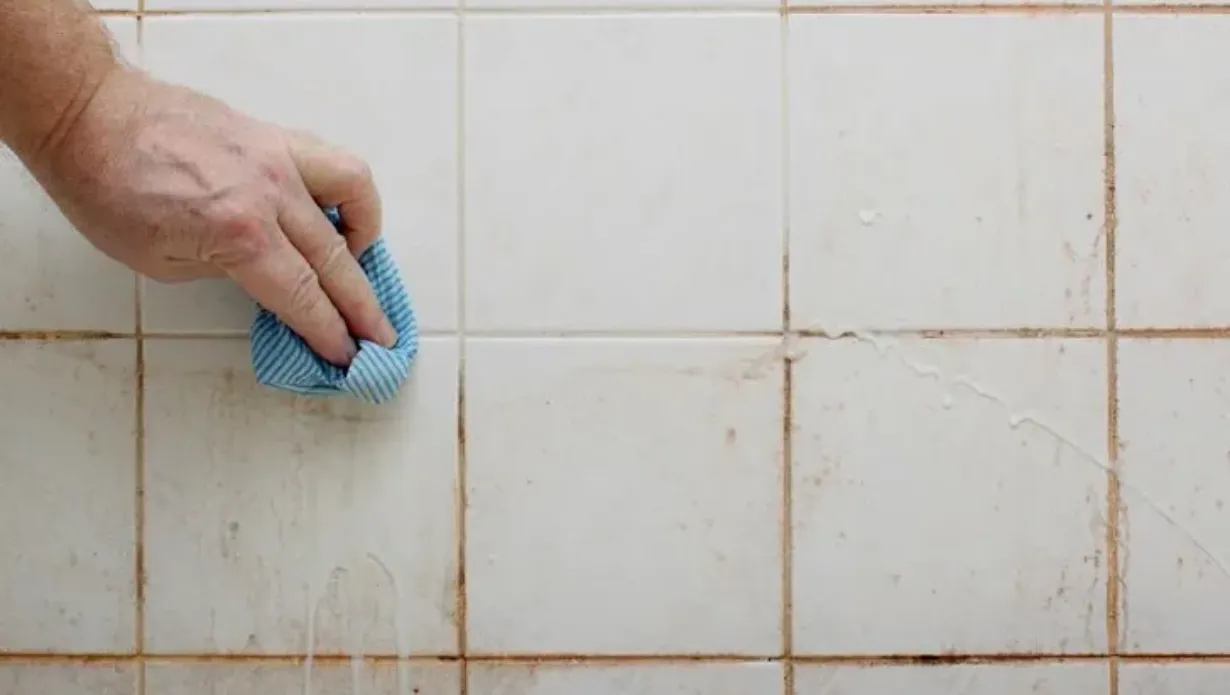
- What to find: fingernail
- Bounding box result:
[344,337,360,362]
[376,316,398,347]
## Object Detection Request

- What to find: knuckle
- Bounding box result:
[214,208,272,260]
[287,266,324,314]
[336,154,373,188]
[314,235,352,280]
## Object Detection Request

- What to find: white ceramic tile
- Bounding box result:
[788,16,1104,331]
[792,338,1107,654]
[0,19,137,333]
[468,664,783,695]
[146,663,460,695]
[796,664,1107,695]
[1117,340,1230,652]
[143,338,458,654]
[1115,17,1230,325]
[0,341,136,651]
[141,16,458,333]
[0,665,136,695]
[465,16,782,332]
[1121,665,1230,694]
[465,338,782,653]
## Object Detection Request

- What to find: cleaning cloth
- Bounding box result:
[251,207,419,404]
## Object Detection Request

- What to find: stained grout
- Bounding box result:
[778,9,795,695]
[12,651,1230,665]
[22,326,1230,341]
[93,2,1230,14]
[1101,3,1121,694]
[455,2,470,690]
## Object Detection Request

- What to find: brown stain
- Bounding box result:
[1102,8,1121,695]
[0,330,120,340]
[455,360,468,660]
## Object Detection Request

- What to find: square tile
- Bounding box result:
[792,338,1107,654]
[1121,664,1230,694]
[0,341,136,652]
[145,663,460,695]
[465,338,783,653]
[141,16,458,333]
[796,664,1107,695]
[0,19,138,333]
[1117,340,1230,652]
[788,16,1105,331]
[465,16,783,332]
[1115,16,1230,326]
[0,665,136,695]
[468,663,783,695]
[143,338,458,654]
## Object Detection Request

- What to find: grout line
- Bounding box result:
[1102,3,1121,694]
[132,14,146,676]
[94,3,1230,14]
[778,9,795,695]
[18,652,1230,665]
[455,3,470,691]
[20,325,1230,341]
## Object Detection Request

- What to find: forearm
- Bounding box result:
[0,0,120,162]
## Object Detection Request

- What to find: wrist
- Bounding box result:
[0,4,121,165]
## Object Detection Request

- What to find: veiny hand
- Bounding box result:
[29,66,396,366]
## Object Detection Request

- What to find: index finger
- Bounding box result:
[288,132,383,257]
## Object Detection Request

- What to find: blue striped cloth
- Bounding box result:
[251,207,419,404]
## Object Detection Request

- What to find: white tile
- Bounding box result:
[1115,16,1230,326]
[788,16,1105,331]
[141,16,458,333]
[792,338,1107,654]
[0,341,136,651]
[465,338,783,653]
[1117,340,1230,652]
[143,338,458,654]
[0,665,136,695]
[0,19,138,333]
[796,664,1107,695]
[1121,665,1230,694]
[146,663,460,695]
[465,16,782,332]
[469,663,783,695]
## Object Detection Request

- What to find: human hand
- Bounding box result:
[28,66,396,366]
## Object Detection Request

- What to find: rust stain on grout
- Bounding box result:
[10,652,1230,665]
[455,366,468,659]
[0,330,123,341]
[795,327,1106,339]
[788,3,1101,12]
[1101,8,1121,695]
[91,3,1230,14]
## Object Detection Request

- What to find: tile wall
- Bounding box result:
[0,0,1226,693]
